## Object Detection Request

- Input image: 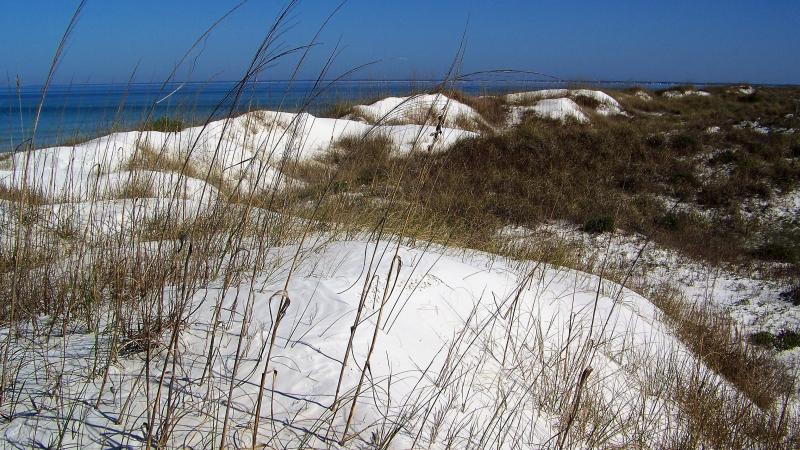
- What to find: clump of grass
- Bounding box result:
[671,363,798,449]
[320,101,357,119]
[145,116,184,133]
[668,131,701,153]
[650,285,793,409]
[444,89,507,127]
[791,142,800,158]
[384,86,800,271]
[125,143,186,173]
[572,94,602,109]
[396,118,719,261]
[656,210,686,231]
[0,184,51,228]
[751,218,800,265]
[0,184,49,205]
[450,113,483,132]
[319,133,395,189]
[644,132,666,148]
[124,142,227,191]
[318,94,391,123]
[581,215,615,233]
[52,216,79,240]
[110,178,155,199]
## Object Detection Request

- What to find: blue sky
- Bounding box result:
[2,0,799,85]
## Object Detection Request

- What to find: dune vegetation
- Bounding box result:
[2,3,800,449]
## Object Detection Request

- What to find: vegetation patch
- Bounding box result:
[318,133,395,189]
[753,221,800,265]
[0,184,49,205]
[126,143,197,177]
[444,89,507,127]
[582,215,615,233]
[320,101,358,119]
[572,94,602,109]
[780,285,800,306]
[110,178,155,199]
[144,116,185,133]
[649,285,793,409]
[750,330,800,351]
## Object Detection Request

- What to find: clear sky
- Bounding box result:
[2,0,799,85]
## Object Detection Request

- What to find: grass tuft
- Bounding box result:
[145,116,184,133]
[581,215,615,233]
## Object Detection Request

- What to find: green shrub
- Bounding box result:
[749,331,775,348]
[775,330,800,351]
[780,286,800,306]
[750,329,800,351]
[146,116,184,132]
[582,215,615,233]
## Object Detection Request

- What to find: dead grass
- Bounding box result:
[124,142,228,193]
[110,178,155,199]
[318,93,400,122]
[648,283,794,409]
[0,184,50,205]
[124,143,195,176]
[672,363,799,449]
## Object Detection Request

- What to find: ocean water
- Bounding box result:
[0,79,678,151]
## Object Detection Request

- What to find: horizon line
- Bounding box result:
[6,78,800,89]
